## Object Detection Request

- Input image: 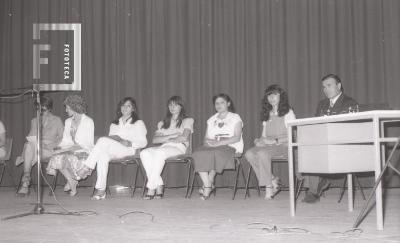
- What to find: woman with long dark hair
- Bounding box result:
[140,96,194,199]
[67,97,147,199]
[245,84,295,199]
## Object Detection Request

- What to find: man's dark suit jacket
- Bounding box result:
[315,93,358,116]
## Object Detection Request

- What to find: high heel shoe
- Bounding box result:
[69,180,78,197]
[200,187,214,200]
[143,189,155,200]
[67,160,92,181]
[154,186,164,199]
[91,189,106,200]
[199,184,215,195]
[63,183,71,192]
[265,179,280,200]
[265,186,279,199]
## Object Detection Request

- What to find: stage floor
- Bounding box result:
[0,187,399,242]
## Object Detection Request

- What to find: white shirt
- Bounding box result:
[58,114,94,151]
[330,92,342,107]
[206,112,244,153]
[156,117,194,152]
[109,118,147,150]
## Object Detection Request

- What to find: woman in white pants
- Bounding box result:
[140,96,194,199]
[67,97,147,200]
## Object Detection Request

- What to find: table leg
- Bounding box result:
[347,173,353,212]
[288,126,295,217]
[374,117,384,230]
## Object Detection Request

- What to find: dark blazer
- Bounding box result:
[315,93,358,116]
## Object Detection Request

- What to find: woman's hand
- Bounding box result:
[255,137,276,146]
[108,135,123,142]
[262,137,277,145]
[254,138,266,147]
[205,138,220,147]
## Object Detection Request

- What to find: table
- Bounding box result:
[287,110,400,230]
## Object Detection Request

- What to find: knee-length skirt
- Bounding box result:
[192,145,236,173]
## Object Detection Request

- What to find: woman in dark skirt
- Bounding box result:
[192,93,243,200]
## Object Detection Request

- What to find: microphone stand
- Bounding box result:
[2,86,70,220]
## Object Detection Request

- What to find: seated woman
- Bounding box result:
[17,96,64,195]
[0,120,6,158]
[140,96,194,200]
[67,97,147,200]
[192,93,243,200]
[245,84,295,199]
[46,94,94,196]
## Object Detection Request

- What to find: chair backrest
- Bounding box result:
[0,138,13,161]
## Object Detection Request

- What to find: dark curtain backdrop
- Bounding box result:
[1,0,400,188]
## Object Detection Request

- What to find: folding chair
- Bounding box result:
[16,157,57,195]
[189,152,247,200]
[105,150,145,197]
[142,134,194,198]
[244,155,303,200]
[0,138,14,187]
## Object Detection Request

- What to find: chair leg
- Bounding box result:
[104,168,111,196]
[0,165,5,187]
[189,170,198,198]
[138,161,147,197]
[244,167,251,199]
[185,160,192,198]
[232,159,241,200]
[338,176,348,203]
[16,171,24,193]
[142,177,148,197]
[5,165,16,188]
[240,166,247,188]
[354,175,366,200]
[48,171,59,196]
[131,164,139,197]
[295,177,304,201]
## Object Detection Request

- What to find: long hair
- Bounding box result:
[260,84,291,121]
[112,97,139,124]
[162,96,188,129]
[212,93,235,112]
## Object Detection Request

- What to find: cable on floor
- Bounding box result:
[40,168,98,216]
[118,211,155,223]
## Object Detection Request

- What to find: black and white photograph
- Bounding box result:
[0,0,399,242]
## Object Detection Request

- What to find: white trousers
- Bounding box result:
[83,137,136,190]
[140,145,184,190]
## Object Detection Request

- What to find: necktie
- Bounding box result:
[330,99,334,107]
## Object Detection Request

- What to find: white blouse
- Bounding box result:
[206,112,244,153]
[58,114,94,151]
[109,118,148,150]
[156,117,194,152]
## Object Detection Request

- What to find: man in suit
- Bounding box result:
[302,74,358,203]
